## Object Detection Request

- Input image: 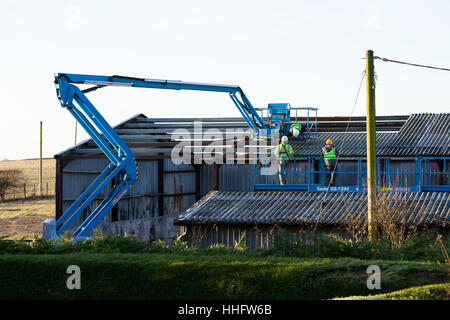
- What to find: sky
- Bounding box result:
[0,0,449,160]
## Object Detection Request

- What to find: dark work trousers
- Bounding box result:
[278,160,289,185]
[324,159,337,186]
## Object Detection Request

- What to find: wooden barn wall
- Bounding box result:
[181,225,349,250]
[181,224,450,249]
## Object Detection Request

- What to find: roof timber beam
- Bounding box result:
[115,128,253,135]
[121,122,251,129]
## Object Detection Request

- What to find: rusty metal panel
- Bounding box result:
[164,170,196,195]
[164,195,196,216]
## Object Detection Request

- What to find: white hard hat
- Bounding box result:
[291,128,300,137]
[281,136,289,143]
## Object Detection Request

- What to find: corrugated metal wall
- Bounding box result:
[60,158,197,241]
[219,164,254,191]
[62,159,111,206]
[254,160,363,187]
[422,159,448,186]
[253,159,448,188]
[199,165,213,195]
[199,163,254,193]
[59,157,449,242]
[388,160,416,187]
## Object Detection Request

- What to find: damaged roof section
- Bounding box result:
[55,113,449,160]
[175,191,450,227]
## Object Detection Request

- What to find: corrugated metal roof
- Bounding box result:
[290,132,398,156]
[175,191,450,226]
[55,113,449,159]
[381,113,450,156]
[291,113,450,157]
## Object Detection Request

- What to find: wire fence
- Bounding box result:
[1,180,56,201]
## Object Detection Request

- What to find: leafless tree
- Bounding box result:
[0,170,23,201]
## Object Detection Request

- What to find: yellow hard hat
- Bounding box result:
[326,139,333,145]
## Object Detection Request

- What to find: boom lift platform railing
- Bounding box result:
[255,105,318,138]
[43,73,319,241]
[254,156,450,192]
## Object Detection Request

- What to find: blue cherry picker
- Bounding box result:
[43,73,317,241]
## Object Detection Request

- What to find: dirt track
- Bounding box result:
[0,197,54,237]
[0,215,49,235]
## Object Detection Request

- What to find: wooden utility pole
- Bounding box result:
[40,121,43,196]
[366,50,377,241]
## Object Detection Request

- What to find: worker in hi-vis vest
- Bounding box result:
[274,136,294,185]
[289,123,306,138]
[322,139,338,186]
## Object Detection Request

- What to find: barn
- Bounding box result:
[54,113,450,244]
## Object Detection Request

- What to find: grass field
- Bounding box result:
[0,158,56,186]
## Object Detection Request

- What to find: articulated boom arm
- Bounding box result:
[44,74,138,240]
[44,73,269,241]
[58,73,267,133]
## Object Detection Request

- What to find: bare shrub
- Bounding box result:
[437,234,450,265]
[0,169,23,201]
[189,225,208,248]
[343,191,433,248]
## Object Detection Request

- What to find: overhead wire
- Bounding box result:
[322,54,448,200]
[326,69,367,191]
[374,56,450,72]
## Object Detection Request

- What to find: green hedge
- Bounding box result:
[334,283,450,300]
[1,232,449,263]
[0,253,448,300]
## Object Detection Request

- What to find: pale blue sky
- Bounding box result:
[1,0,449,160]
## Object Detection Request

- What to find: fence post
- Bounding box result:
[23,183,26,198]
[40,120,43,196]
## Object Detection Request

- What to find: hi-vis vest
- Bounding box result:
[290,123,302,136]
[276,144,293,159]
[322,147,337,159]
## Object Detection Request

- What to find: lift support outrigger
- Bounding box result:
[43,73,318,241]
